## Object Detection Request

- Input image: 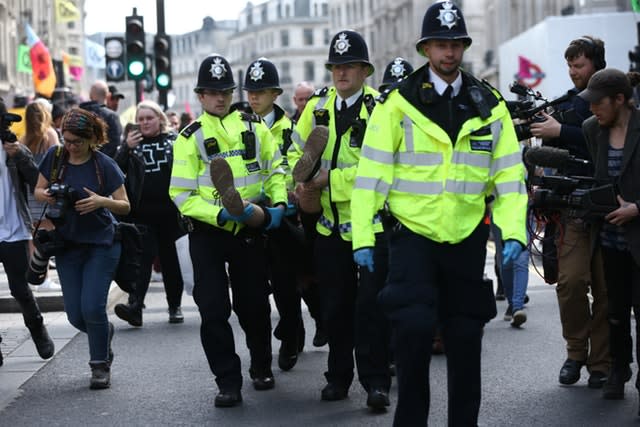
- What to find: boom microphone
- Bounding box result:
[524,146,590,169]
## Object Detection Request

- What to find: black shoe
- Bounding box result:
[278,340,298,371]
[107,322,114,365]
[252,374,275,391]
[495,292,506,301]
[503,305,513,322]
[524,294,530,304]
[89,361,111,389]
[559,358,584,385]
[366,387,390,410]
[27,322,55,359]
[321,383,349,401]
[214,390,242,407]
[114,302,142,327]
[603,364,632,399]
[313,324,328,347]
[588,371,607,389]
[168,307,184,324]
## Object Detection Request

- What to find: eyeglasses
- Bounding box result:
[63,137,86,146]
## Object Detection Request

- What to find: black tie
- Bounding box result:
[442,85,453,99]
[341,100,348,112]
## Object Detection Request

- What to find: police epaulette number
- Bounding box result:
[180,121,202,138]
[312,87,329,98]
[240,112,262,123]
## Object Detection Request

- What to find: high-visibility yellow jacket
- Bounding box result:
[268,104,295,191]
[169,110,287,233]
[289,85,383,241]
[351,71,527,250]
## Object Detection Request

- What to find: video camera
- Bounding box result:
[523,146,619,220]
[506,82,579,141]
[0,98,22,143]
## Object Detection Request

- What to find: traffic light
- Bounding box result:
[104,37,126,82]
[154,34,172,90]
[143,54,154,93]
[630,46,640,73]
[125,14,145,80]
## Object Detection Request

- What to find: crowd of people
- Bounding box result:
[2,0,640,424]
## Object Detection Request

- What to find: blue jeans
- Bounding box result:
[56,242,121,362]
[502,248,529,311]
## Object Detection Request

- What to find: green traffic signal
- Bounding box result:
[156,73,170,89]
[129,60,145,78]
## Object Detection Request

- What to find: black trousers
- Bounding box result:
[132,221,184,309]
[189,223,272,391]
[601,245,640,385]
[314,232,391,391]
[379,221,494,427]
[268,217,321,345]
[0,240,44,326]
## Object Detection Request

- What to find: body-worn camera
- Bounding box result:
[26,229,66,285]
[506,82,579,141]
[45,183,77,222]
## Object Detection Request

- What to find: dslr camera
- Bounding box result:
[506,82,579,141]
[26,229,66,285]
[46,183,77,222]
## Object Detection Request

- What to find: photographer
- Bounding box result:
[531,36,609,388]
[580,69,640,405]
[0,97,55,365]
[34,108,130,389]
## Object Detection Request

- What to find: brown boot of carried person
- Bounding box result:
[292,126,329,183]
[210,157,264,226]
[295,183,322,214]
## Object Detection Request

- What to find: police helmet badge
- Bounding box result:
[390,58,406,78]
[209,57,227,80]
[249,61,265,81]
[334,33,351,55]
[437,1,459,29]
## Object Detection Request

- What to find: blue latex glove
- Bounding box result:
[502,240,523,266]
[218,204,254,224]
[265,206,285,230]
[353,248,374,273]
[285,203,297,217]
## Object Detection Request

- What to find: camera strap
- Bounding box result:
[52,147,104,193]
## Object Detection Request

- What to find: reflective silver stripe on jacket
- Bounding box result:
[354,176,391,197]
[490,152,522,177]
[445,180,486,195]
[495,180,527,197]
[452,151,491,169]
[402,115,414,152]
[392,179,443,195]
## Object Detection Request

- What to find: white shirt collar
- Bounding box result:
[429,69,462,98]
[262,110,275,128]
[336,90,363,111]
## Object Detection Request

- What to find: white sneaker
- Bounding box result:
[38,279,61,291]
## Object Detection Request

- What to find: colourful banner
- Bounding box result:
[17,44,32,73]
[25,23,56,97]
[55,0,81,23]
[62,51,84,81]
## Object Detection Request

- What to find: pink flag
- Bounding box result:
[518,56,532,79]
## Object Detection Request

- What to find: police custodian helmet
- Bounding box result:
[325,30,375,76]
[194,54,236,93]
[243,58,283,94]
[415,1,472,56]
[379,57,414,91]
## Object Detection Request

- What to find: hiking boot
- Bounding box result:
[292,125,329,183]
[210,157,244,216]
[169,306,184,324]
[510,309,527,328]
[114,301,143,327]
[89,361,111,389]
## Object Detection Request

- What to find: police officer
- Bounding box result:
[169,54,287,407]
[242,58,322,371]
[378,57,414,92]
[350,2,527,425]
[289,30,392,411]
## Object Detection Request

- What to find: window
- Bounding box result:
[322,3,328,16]
[281,61,292,83]
[281,30,289,47]
[324,29,330,44]
[304,61,315,81]
[303,29,313,46]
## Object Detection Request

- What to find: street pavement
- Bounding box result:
[1,245,639,426]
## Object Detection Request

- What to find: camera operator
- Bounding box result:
[34,108,130,389]
[580,69,640,405]
[0,97,55,365]
[531,36,609,388]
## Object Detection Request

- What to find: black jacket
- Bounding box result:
[79,101,122,158]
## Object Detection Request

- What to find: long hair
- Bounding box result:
[22,101,52,153]
[136,100,170,135]
[61,108,108,151]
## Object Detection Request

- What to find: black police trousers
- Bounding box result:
[189,222,272,392]
[268,216,321,346]
[315,232,391,391]
[378,220,495,427]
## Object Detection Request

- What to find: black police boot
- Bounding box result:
[114,295,143,327]
[321,382,349,401]
[214,389,242,407]
[89,361,111,389]
[312,320,328,347]
[366,386,390,411]
[19,299,54,359]
[278,339,298,371]
[603,362,632,399]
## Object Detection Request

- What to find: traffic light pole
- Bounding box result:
[135,79,142,105]
[157,0,168,110]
